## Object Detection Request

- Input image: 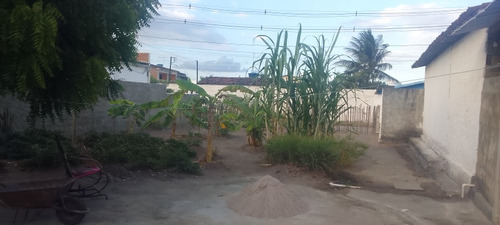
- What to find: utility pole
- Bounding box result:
[196,60,199,84]
[168,56,175,83]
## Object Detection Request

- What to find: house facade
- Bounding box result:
[110,62,151,83]
[111,53,188,83]
[150,65,188,83]
[412,1,500,223]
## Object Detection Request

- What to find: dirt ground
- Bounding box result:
[0,129,493,225]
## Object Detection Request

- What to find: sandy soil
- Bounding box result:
[0,129,492,225]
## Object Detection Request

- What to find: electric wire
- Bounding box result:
[138,34,431,48]
[152,17,450,33]
[163,3,466,18]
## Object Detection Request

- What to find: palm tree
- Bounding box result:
[337,29,398,88]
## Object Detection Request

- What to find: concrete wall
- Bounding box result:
[345,89,381,108]
[167,83,261,97]
[422,28,488,185]
[111,65,150,83]
[0,81,168,136]
[379,88,424,141]
[474,68,500,223]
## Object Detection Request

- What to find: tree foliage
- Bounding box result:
[0,0,160,125]
[336,29,397,88]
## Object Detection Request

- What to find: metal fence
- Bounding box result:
[335,105,380,134]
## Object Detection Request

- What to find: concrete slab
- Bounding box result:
[393,180,424,191]
[409,137,460,194]
[409,137,445,171]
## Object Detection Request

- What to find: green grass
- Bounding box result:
[265,134,366,174]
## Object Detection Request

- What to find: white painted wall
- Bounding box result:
[169,84,379,106]
[345,89,381,108]
[111,65,150,83]
[422,28,487,184]
[167,83,261,97]
[200,84,261,97]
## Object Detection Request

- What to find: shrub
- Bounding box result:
[265,134,366,174]
[177,132,203,147]
[0,129,77,169]
[82,132,201,174]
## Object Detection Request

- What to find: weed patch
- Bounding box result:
[265,134,366,174]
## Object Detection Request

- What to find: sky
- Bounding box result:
[137,0,490,85]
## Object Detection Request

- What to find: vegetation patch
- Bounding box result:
[177,132,203,147]
[82,132,201,174]
[265,134,366,174]
[0,129,77,169]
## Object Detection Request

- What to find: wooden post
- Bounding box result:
[367,106,371,134]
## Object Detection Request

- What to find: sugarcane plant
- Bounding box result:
[255,25,350,137]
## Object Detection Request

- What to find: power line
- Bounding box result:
[138,41,255,56]
[138,34,431,48]
[152,17,450,33]
[164,3,466,18]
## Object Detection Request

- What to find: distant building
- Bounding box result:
[111,53,188,83]
[150,64,188,82]
[110,61,150,83]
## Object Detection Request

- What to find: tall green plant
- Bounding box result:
[142,91,184,137]
[144,80,218,162]
[108,100,148,133]
[255,25,305,139]
[217,86,266,146]
[255,26,349,137]
[298,29,349,136]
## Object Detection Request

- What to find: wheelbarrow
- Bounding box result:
[0,135,109,224]
[0,177,89,225]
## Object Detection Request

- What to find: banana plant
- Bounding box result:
[217,86,266,146]
[108,99,148,133]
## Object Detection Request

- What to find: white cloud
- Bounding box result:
[157,0,198,20]
[182,56,242,72]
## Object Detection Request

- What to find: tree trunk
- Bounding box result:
[71,113,77,147]
[206,106,214,162]
[171,119,177,138]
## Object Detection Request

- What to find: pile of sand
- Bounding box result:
[227,175,308,218]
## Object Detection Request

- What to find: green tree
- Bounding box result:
[0,0,160,125]
[336,29,397,88]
